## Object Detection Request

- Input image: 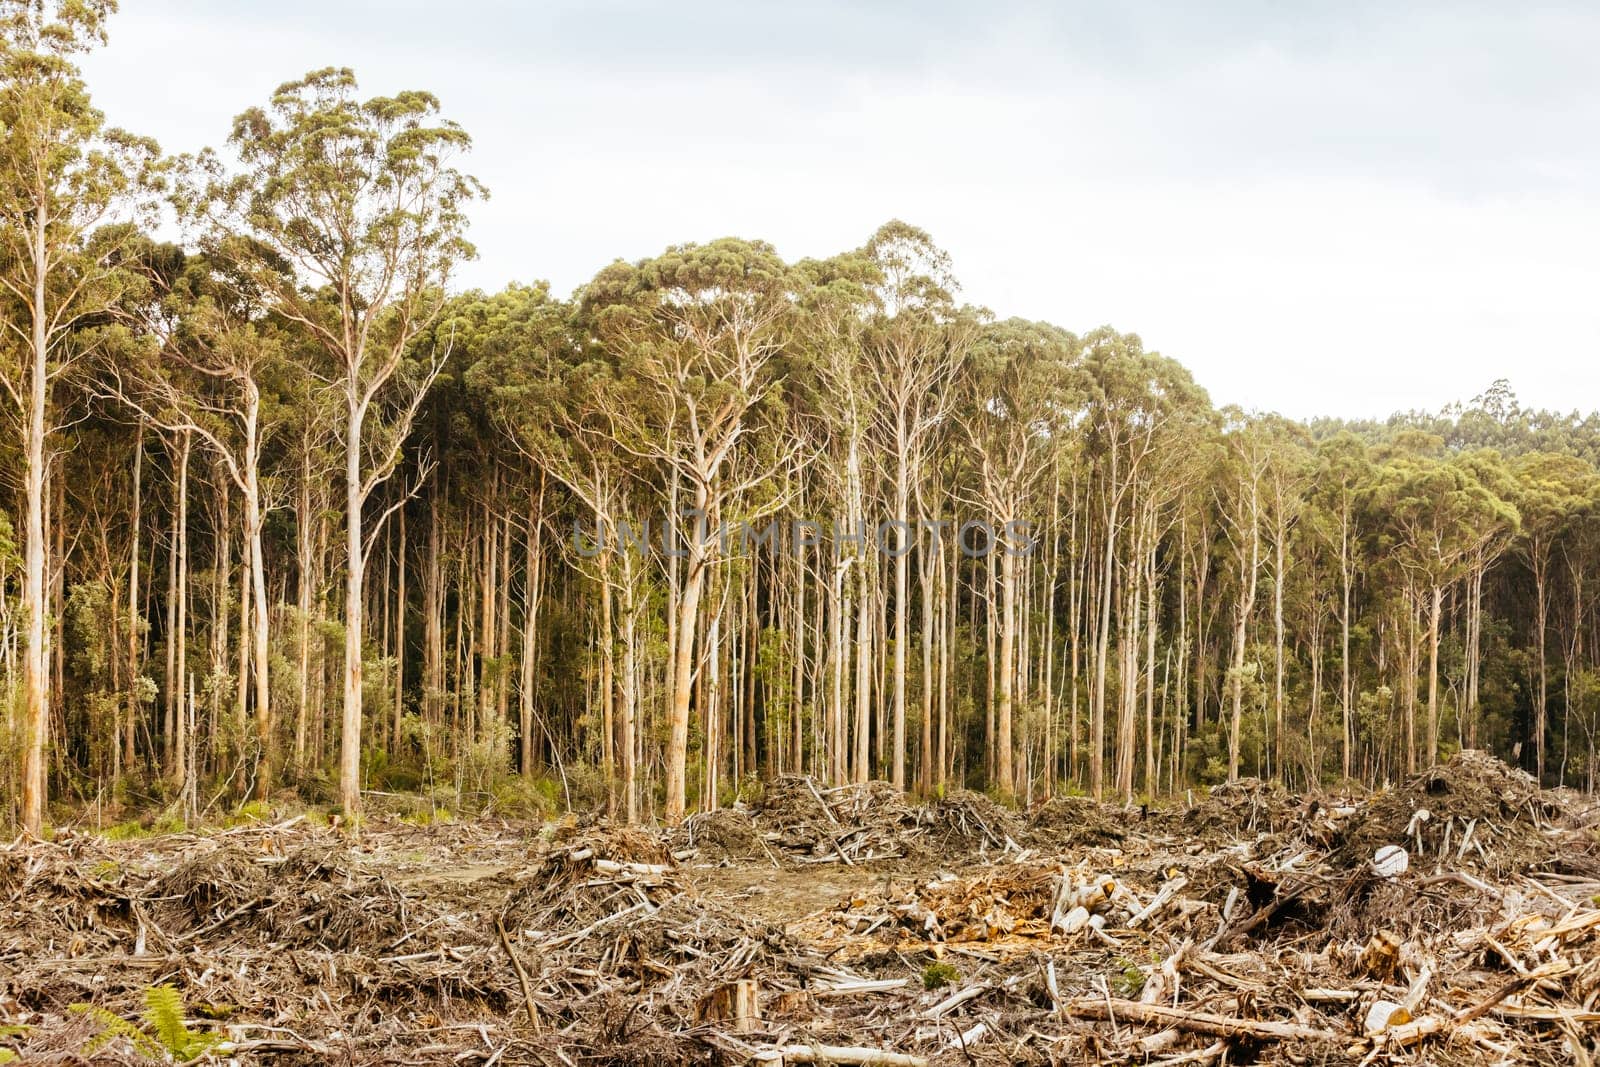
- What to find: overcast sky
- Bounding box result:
[79,1,1600,420]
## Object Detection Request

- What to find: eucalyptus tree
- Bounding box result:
[1128,412,1213,795]
[429,284,557,767]
[1308,433,1372,779]
[1510,451,1596,780]
[961,318,1077,798]
[105,248,294,795]
[1373,449,1518,769]
[1217,411,1272,781]
[1259,417,1313,779]
[858,221,970,790]
[792,251,877,784]
[1557,491,1600,785]
[463,282,655,821]
[184,68,482,819]
[1453,448,1519,751]
[1077,328,1206,796]
[582,239,799,822]
[0,0,161,833]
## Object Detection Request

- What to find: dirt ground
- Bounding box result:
[3,752,1600,1065]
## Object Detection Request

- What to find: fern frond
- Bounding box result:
[140,983,223,1058]
[143,984,187,1053]
[68,1003,162,1057]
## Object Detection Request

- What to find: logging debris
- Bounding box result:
[2,751,1598,1064]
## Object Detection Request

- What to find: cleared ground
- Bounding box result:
[3,752,1598,1065]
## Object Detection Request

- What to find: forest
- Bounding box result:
[8,6,1600,1065]
[6,2,1600,842]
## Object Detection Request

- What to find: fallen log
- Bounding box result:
[749,1045,928,1066]
[1064,996,1348,1043]
[494,917,542,1032]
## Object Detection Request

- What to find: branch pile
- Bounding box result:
[1,751,1596,1064]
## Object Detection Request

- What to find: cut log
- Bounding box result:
[1065,996,1347,1043]
[749,1045,928,1066]
[696,979,762,1033]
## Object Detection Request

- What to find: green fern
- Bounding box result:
[70,984,222,1060]
[68,1003,162,1058]
[0,1024,25,1065]
[145,985,188,1054]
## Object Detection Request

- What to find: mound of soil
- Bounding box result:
[671,806,769,864]
[794,862,1062,958]
[1336,750,1597,877]
[0,841,133,957]
[152,841,412,951]
[921,789,1027,854]
[1182,777,1301,843]
[1028,795,1131,848]
[672,777,1028,866]
[756,776,926,863]
[498,821,831,1045]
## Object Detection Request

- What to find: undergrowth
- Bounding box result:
[70,984,221,1059]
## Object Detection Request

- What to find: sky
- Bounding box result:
[78,1,1600,420]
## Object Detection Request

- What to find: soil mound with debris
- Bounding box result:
[1337,750,1598,878]
[673,806,769,864]
[755,776,925,863]
[151,841,413,951]
[0,841,133,958]
[1028,795,1131,848]
[1182,777,1302,843]
[497,822,862,1059]
[923,789,1027,855]
[793,862,1062,958]
[669,776,1028,867]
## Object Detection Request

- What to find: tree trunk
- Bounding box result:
[1144,543,1159,797]
[1534,559,1548,781]
[1227,474,1260,783]
[340,400,365,820]
[1340,516,1353,780]
[1425,582,1443,767]
[1092,497,1118,799]
[19,209,51,836]
[997,533,1017,799]
[519,490,543,775]
[124,420,144,784]
[891,469,909,790]
[247,419,271,798]
[172,432,192,798]
[853,551,873,784]
[424,489,443,730]
[1273,514,1287,780]
[619,555,639,824]
[664,491,708,823]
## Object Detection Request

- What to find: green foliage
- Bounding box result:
[144,984,216,1059]
[222,800,274,827]
[922,962,960,990]
[401,806,453,827]
[1111,957,1146,998]
[70,984,221,1060]
[101,819,149,841]
[101,808,184,840]
[490,775,560,820]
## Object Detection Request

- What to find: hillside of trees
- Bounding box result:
[6,5,1600,836]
